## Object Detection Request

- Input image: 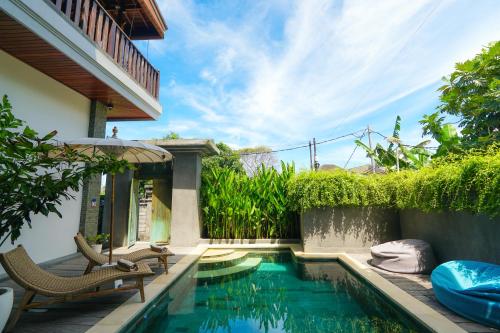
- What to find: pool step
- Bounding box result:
[198,251,248,270]
[194,257,262,280]
[201,249,235,258]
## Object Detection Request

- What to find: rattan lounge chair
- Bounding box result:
[74,233,173,274]
[0,245,154,331]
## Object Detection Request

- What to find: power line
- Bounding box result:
[344,130,367,169]
[372,130,438,150]
[316,129,365,144]
[238,125,439,157]
[239,143,310,155]
[239,129,365,156]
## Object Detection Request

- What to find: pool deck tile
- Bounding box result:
[2,245,194,333]
[3,243,498,333]
[347,252,499,333]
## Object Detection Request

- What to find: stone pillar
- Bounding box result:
[79,100,106,237]
[170,153,202,246]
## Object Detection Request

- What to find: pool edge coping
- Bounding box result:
[86,245,208,333]
[291,249,466,333]
[87,244,466,333]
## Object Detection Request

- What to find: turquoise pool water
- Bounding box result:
[123,251,427,333]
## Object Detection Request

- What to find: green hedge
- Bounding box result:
[288,147,500,217]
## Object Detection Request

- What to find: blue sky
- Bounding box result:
[108,0,500,170]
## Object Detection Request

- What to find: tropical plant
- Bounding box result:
[437,41,500,148]
[201,162,298,239]
[86,233,110,245]
[355,116,431,171]
[420,112,462,157]
[0,95,129,246]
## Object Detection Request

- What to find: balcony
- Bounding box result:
[0,0,165,120]
[49,0,160,99]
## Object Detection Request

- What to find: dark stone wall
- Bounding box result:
[400,209,500,264]
[300,207,499,264]
[301,207,401,253]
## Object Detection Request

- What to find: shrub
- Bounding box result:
[289,146,500,217]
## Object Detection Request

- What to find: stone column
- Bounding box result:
[170,153,202,246]
[78,100,106,237]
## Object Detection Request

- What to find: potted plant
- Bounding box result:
[86,234,110,253]
[0,287,13,332]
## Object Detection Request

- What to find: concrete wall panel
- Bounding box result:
[301,207,400,253]
[400,209,500,264]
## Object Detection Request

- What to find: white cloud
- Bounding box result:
[200,69,217,84]
[153,0,500,153]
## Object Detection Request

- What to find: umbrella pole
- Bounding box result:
[109,174,115,265]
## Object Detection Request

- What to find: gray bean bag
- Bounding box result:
[370,239,436,274]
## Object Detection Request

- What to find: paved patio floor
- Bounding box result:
[349,253,499,333]
[2,244,190,333]
[2,247,498,333]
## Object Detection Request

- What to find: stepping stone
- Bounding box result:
[194,257,262,280]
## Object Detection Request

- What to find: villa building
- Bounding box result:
[0,0,166,273]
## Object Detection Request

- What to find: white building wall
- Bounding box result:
[1,0,162,119]
[0,50,90,273]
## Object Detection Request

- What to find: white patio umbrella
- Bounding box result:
[57,133,172,264]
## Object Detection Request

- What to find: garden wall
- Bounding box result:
[301,207,400,253]
[300,207,500,264]
[400,209,500,264]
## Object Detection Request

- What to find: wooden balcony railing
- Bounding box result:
[50,0,160,99]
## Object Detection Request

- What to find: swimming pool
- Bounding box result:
[122,251,428,333]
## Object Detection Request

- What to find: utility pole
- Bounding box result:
[313,137,319,171]
[367,125,375,173]
[308,141,313,171]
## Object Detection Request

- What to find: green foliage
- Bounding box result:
[201,162,298,239]
[202,142,244,174]
[0,95,129,245]
[162,131,180,140]
[420,112,462,157]
[289,145,500,217]
[288,170,396,212]
[437,41,500,147]
[86,233,110,245]
[356,116,431,170]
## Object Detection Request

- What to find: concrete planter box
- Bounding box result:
[301,207,400,253]
[400,209,500,264]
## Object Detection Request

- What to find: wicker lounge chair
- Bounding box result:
[74,233,173,274]
[0,245,154,331]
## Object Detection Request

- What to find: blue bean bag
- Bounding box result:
[431,260,500,329]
